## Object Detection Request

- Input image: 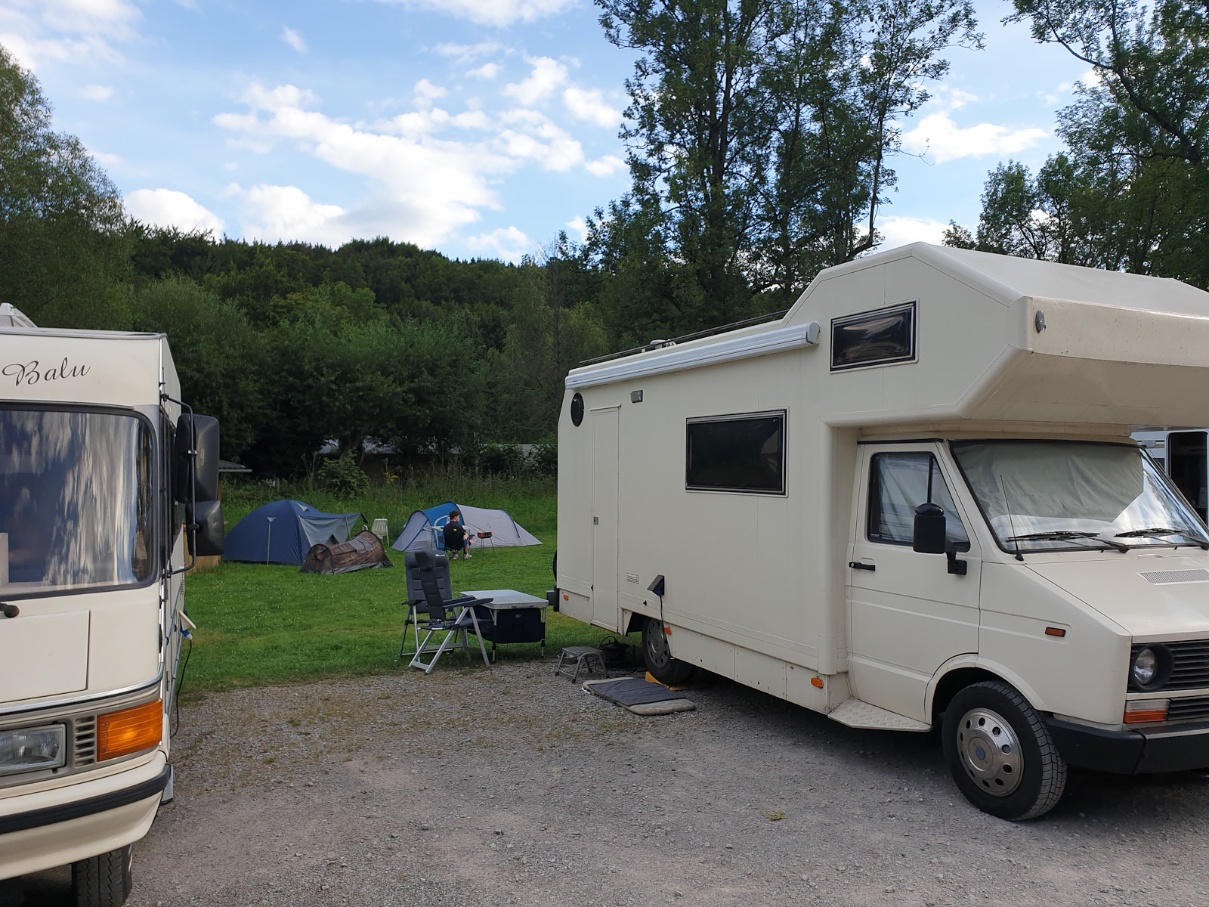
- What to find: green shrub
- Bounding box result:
[480,442,525,477]
[316,452,369,496]
[526,438,557,476]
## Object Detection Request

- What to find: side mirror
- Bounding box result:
[913,502,968,576]
[174,413,221,504]
[188,499,225,558]
[913,502,947,554]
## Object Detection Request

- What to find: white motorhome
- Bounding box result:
[0,310,222,905]
[1134,429,1208,522]
[554,243,1209,820]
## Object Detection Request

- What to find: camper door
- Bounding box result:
[847,443,982,722]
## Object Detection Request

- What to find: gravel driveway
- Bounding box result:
[9,658,1209,907]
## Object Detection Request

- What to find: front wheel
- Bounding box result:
[941,680,1067,821]
[642,619,695,685]
[72,843,133,907]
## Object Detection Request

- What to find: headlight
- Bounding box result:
[0,725,66,777]
[1130,645,1172,691]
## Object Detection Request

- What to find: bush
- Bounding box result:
[480,442,525,478]
[316,452,369,496]
[526,439,557,476]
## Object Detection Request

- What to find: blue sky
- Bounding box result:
[2,0,1088,264]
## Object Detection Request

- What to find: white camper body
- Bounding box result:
[0,318,222,904]
[555,243,1209,820]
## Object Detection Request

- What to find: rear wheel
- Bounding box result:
[72,844,133,907]
[642,619,695,685]
[942,680,1067,821]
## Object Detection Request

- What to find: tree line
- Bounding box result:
[2,0,1204,477]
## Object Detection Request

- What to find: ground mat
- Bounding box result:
[582,677,696,715]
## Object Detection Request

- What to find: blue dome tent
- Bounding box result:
[224,500,364,565]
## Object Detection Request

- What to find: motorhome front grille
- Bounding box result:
[1167,696,1209,721]
[1160,641,1209,690]
[1139,569,1209,585]
[73,715,97,766]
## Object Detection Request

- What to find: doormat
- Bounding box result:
[583,676,696,716]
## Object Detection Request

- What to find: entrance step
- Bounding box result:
[829,699,930,731]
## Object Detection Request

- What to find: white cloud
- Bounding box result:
[125,188,224,236]
[214,83,507,248]
[465,226,533,263]
[1,0,140,70]
[875,215,949,250]
[503,56,567,106]
[414,78,446,105]
[238,184,348,246]
[563,86,620,128]
[281,26,307,53]
[432,41,501,63]
[564,215,587,242]
[468,62,499,80]
[585,154,625,177]
[380,0,575,27]
[497,108,583,170]
[79,84,114,101]
[902,112,1048,164]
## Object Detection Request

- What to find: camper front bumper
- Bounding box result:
[0,754,168,881]
[1047,716,1209,775]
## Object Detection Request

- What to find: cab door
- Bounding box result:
[847,442,982,722]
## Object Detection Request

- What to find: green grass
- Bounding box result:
[182,478,632,692]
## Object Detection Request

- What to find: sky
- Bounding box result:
[2,0,1090,265]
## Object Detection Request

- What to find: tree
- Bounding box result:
[0,44,132,327]
[955,0,1209,287]
[586,0,979,341]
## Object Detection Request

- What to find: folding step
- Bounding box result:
[828,699,930,731]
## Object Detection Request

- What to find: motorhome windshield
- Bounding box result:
[950,440,1209,553]
[0,408,154,594]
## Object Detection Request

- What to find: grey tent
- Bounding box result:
[391,501,541,552]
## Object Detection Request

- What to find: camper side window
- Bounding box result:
[867,452,969,547]
[686,411,786,494]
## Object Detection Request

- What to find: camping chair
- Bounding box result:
[399,550,493,674]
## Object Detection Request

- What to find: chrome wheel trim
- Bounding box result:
[954,706,1024,797]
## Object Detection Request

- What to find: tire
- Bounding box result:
[642,619,695,685]
[941,680,1067,821]
[72,844,133,907]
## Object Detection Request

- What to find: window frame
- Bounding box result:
[685,410,787,496]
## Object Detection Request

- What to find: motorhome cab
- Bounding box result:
[554,244,1209,820]
[0,308,222,905]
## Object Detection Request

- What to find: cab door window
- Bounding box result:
[867,451,969,548]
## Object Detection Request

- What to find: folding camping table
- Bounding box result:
[462,589,549,661]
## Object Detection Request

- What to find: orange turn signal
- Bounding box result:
[1044,626,1066,637]
[98,699,163,761]
[1123,699,1169,724]
[810,677,824,689]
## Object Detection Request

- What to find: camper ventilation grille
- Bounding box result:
[73,715,97,767]
[1139,569,1209,585]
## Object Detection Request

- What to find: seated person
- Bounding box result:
[442,510,472,559]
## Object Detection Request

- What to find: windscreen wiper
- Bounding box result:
[1114,527,1209,549]
[1006,530,1129,552]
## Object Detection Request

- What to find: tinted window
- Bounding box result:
[686,412,785,494]
[831,301,916,371]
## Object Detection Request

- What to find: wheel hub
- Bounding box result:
[955,706,1023,797]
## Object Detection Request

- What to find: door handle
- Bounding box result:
[848,561,875,572]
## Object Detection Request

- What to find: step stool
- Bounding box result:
[554,646,606,682]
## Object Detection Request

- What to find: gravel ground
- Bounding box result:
[10,656,1209,907]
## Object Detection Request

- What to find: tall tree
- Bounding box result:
[0,44,132,327]
[587,0,979,343]
[955,0,1209,287]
